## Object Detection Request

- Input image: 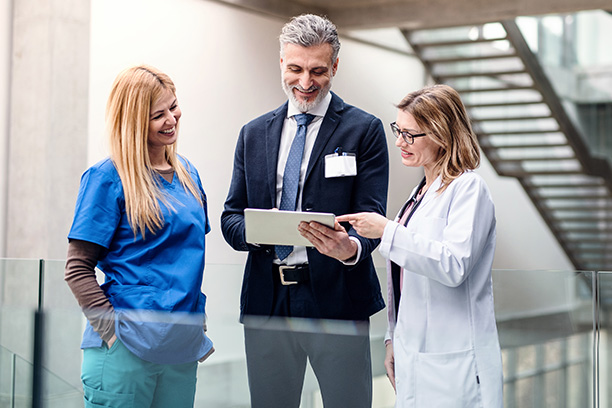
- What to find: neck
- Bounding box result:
[423,166,438,192]
[149,148,171,170]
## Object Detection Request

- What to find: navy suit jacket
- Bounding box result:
[221,92,389,321]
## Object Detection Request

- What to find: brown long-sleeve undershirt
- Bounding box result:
[64,239,116,343]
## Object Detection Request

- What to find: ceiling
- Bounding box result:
[212,0,612,30]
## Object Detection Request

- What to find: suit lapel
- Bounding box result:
[265,103,288,206]
[305,92,343,183]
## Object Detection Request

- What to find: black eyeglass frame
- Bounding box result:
[390,122,428,145]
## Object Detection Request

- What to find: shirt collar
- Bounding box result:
[287,92,332,119]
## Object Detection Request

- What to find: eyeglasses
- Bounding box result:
[390,122,428,145]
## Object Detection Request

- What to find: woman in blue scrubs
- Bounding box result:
[65,65,214,407]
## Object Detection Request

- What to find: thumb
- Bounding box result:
[334,219,347,232]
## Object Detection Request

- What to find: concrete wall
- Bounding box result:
[2,0,89,260]
[0,0,11,257]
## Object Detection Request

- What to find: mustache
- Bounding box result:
[292,84,320,93]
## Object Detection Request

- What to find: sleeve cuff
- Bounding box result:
[341,236,362,265]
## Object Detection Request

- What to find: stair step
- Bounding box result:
[474,114,553,122]
[424,52,518,64]
[500,169,584,177]
[437,68,527,79]
[468,100,544,108]
[536,194,610,200]
[457,85,535,93]
[477,129,561,136]
[482,143,569,149]
[409,37,506,48]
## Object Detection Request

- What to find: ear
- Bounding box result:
[332,58,339,76]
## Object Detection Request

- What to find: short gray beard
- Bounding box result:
[282,79,332,112]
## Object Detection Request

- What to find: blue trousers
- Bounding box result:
[81,339,198,408]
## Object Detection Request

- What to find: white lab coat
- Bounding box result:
[379,171,503,408]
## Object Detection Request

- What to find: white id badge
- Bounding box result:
[325,152,357,178]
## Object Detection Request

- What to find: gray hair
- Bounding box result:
[279,14,341,64]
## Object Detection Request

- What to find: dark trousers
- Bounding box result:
[243,275,373,408]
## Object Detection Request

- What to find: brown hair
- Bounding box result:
[397,84,480,192]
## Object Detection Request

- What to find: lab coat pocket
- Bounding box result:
[415,348,481,408]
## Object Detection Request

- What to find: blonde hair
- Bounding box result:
[106,65,202,238]
[396,84,480,192]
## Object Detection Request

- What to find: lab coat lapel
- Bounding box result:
[265,103,288,207]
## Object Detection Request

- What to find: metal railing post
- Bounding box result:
[31,259,44,408]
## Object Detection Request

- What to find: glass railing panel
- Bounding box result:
[40,260,87,407]
[493,270,594,408]
[596,272,612,408]
[0,258,41,407]
[0,345,35,408]
[4,261,610,407]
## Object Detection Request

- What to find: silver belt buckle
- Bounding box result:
[279,265,298,286]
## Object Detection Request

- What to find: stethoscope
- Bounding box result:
[392,176,427,318]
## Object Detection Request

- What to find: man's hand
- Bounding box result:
[298,220,357,262]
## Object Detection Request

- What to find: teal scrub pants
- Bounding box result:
[81,339,198,408]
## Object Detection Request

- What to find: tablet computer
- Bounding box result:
[244,208,335,246]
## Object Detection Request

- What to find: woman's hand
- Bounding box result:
[336,212,389,239]
[106,334,117,349]
[199,347,215,363]
[384,341,396,392]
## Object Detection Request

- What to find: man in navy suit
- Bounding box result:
[221,14,389,408]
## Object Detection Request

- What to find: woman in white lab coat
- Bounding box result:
[337,84,503,407]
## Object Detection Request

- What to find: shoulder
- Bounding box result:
[243,102,288,130]
[177,155,195,172]
[447,171,493,202]
[455,171,488,189]
[330,93,380,123]
[177,154,204,186]
[82,157,120,185]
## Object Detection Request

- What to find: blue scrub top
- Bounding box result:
[68,156,213,364]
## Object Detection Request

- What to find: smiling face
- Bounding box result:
[394,109,440,176]
[148,88,181,152]
[281,43,338,112]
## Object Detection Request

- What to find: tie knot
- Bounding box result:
[294,113,315,127]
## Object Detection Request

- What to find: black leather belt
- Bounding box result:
[274,264,310,285]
